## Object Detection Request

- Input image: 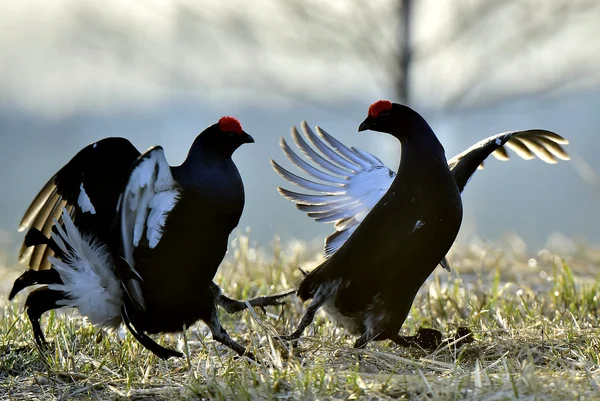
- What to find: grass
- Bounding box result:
[1,233,600,400]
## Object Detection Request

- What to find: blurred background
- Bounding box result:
[0,0,599,266]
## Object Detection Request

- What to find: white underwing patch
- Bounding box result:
[146,189,179,248]
[495,138,502,146]
[77,183,97,214]
[93,142,98,148]
[121,147,180,255]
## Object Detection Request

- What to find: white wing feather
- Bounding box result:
[118,146,181,310]
[271,121,394,258]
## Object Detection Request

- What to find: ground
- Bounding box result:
[1,233,600,400]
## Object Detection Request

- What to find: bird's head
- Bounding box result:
[358,100,431,140]
[196,116,254,156]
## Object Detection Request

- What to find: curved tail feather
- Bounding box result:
[47,209,123,329]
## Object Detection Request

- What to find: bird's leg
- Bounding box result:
[205,308,256,361]
[211,282,295,314]
[120,304,183,360]
[353,331,381,349]
[278,289,327,341]
[24,286,68,349]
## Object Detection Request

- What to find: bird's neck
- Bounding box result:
[172,147,239,190]
[396,128,447,175]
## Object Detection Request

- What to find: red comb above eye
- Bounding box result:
[368,100,393,118]
[218,116,243,135]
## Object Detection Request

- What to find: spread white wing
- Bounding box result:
[271,121,395,258]
[118,146,181,309]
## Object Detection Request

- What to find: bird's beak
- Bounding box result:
[241,132,255,144]
[358,117,373,132]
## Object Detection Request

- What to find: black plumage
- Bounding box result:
[9,117,293,360]
[272,100,570,350]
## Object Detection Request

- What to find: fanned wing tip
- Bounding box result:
[270,159,345,194]
[315,126,371,169]
[507,130,570,164]
[18,176,57,232]
[491,147,510,161]
[276,187,336,205]
[534,129,569,145]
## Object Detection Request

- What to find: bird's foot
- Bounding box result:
[245,289,296,313]
[215,287,296,315]
[443,326,474,348]
[391,328,443,351]
[274,330,303,343]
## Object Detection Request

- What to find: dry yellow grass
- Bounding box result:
[1,232,600,400]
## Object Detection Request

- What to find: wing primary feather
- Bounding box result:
[532,136,571,160]
[534,129,569,145]
[300,122,360,172]
[296,198,357,213]
[351,147,386,167]
[277,187,345,205]
[18,176,57,232]
[491,146,510,161]
[291,126,352,176]
[28,189,60,232]
[518,137,558,164]
[280,138,347,184]
[316,126,372,170]
[20,189,61,264]
[504,137,536,160]
[271,160,346,193]
[29,198,67,270]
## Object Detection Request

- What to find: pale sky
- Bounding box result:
[0,0,598,119]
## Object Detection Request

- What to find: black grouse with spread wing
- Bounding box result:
[272,100,570,349]
[10,116,293,360]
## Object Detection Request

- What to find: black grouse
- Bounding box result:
[9,116,294,360]
[271,100,570,350]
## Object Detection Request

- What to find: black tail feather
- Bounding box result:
[9,269,63,300]
[120,304,183,360]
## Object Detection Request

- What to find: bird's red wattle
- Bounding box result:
[219,116,243,135]
[368,100,393,118]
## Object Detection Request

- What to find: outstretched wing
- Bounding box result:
[448,129,570,192]
[271,121,394,258]
[118,146,181,310]
[18,138,141,271]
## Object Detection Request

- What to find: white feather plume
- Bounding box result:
[47,208,123,329]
